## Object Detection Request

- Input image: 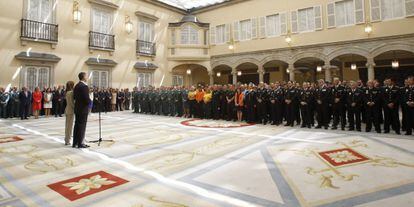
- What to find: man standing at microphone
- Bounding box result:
[73,72,91,148]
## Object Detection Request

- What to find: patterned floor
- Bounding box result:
[0,111,413,207]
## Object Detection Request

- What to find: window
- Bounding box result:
[335,0,355,26]
[381,0,405,20]
[27,0,53,23]
[138,21,154,42]
[298,7,315,32]
[266,14,281,37]
[172,75,184,86]
[215,24,226,44]
[23,66,50,91]
[180,24,198,44]
[137,72,153,89]
[92,8,112,34]
[89,70,109,89]
[239,19,252,40]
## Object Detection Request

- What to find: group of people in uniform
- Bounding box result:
[132,77,414,136]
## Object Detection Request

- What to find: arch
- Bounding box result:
[327,47,370,61]
[234,57,261,69]
[371,43,414,58]
[292,51,328,64]
[211,60,233,69]
[169,62,210,72]
[260,55,291,66]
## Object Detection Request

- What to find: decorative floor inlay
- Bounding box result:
[0,136,23,144]
[181,119,254,128]
[318,148,370,167]
[47,171,128,201]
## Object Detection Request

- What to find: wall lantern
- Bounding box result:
[316,66,322,72]
[125,15,133,34]
[237,71,242,76]
[351,63,357,70]
[73,0,82,24]
[186,69,192,75]
[216,72,221,77]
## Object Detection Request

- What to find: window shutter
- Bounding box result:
[290,11,298,33]
[406,0,414,17]
[314,5,323,30]
[370,0,381,21]
[354,0,365,24]
[209,26,216,45]
[233,21,240,41]
[259,16,266,38]
[280,12,288,35]
[251,18,258,39]
[41,0,51,23]
[327,3,336,28]
[225,23,231,42]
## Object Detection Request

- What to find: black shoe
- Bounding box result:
[331,127,337,130]
[349,128,355,131]
[315,126,322,129]
[384,130,390,134]
[405,132,412,135]
[78,144,90,148]
[396,131,401,135]
[301,125,306,128]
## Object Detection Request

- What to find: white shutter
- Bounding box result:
[100,71,108,88]
[28,0,40,21]
[354,0,365,24]
[259,16,266,38]
[314,5,323,30]
[251,18,258,39]
[327,3,336,28]
[209,26,216,45]
[280,12,288,35]
[40,0,51,23]
[233,21,240,41]
[92,9,100,32]
[370,0,381,21]
[406,0,414,17]
[225,23,231,42]
[290,11,298,33]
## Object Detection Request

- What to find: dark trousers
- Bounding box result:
[20,103,29,119]
[316,103,329,128]
[73,113,88,147]
[366,105,381,132]
[383,106,400,133]
[300,104,311,127]
[285,103,295,126]
[256,102,267,123]
[227,102,235,121]
[332,103,346,129]
[55,101,63,116]
[348,106,361,130]
[404,106,414,135]
[203,102,212,119]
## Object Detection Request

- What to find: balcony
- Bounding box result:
[167,44,210,61]
[89,31,115,51]
[20,19,58,43]
[136,40,156,56]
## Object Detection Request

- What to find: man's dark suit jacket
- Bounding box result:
[18,90,31,106]
[73,82,90,115]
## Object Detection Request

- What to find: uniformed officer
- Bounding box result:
[284,81,298,127]
[402,77,414,135]
[211,85,221,120]
[244,84,256,124]
[299,82,313,128]
[125,88,131,110]
[347,81,363,131]
[203,87,213,119]
[382,79,401,134]
[315,79,331,129]
[364,80,382,133]
[331,78,346,130]
[256,83,268,125]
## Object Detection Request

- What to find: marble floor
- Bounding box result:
[0,111,413,207]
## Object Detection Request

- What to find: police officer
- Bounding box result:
[315,79,331,129]
[211,85,221,120]
[256,83,268,125]
[402,77,414,135]
[299,82,313,128]
[382,79,401,134]
[347,81,363,131]
[244,84,256,124]
[364,80,382,133]
[284,81,298,127]
[331,78,346,130]
[226,85,236,121]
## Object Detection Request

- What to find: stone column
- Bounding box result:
[258,65,265,83]
[287,64,295,81]
[324,63,332,82]
[208,72,214,85]
[232,70,237,84]
[366,58,376,81]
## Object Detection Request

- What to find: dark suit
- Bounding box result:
[73,82,90,147]
[19,90,31,119]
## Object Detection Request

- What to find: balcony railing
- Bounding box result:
[89,31,115,50]
[20,19,58,42]
[136,40,156,56]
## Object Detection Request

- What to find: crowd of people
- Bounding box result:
[132,77,414,136]
[0,86,132,120]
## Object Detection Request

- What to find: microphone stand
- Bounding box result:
[89,95,114,146]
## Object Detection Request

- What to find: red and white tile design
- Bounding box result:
[47,171,128,201]
[0,136,23,144]
[318,148,370,167]
[181,119,254,128]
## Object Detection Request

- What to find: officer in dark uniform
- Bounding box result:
[211,85,221,120]
[382,79,401,134]
[161,88,169,115]
[226,85,236,121]
[331,78,346,130]
[154,88,160,115]
[244,84,256,124]
[0,88,10,118]
[402,77,414,135]
[315,79,331,129]
[256,83,268,124]
[125,88,131,110]
[299,82,313,128]
[284,81,298,127]
[175,87,183,117]
[220,85,228,120]
[168,88,175,116]
[347,81,363,131]
[364,80,382,133]
[269,84,278,125]
[141,88,148,113]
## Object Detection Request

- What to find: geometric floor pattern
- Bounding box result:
[0,111,413,207]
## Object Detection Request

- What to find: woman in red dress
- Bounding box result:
[32,87,43,119]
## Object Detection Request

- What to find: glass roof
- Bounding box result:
[158,0,227,9]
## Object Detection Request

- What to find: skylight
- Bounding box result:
[158,0,227,10]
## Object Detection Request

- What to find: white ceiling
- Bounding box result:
[158,0,227,9]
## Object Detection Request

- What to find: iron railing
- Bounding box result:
[20,19,58,42]
[89,31,115,50]
[136,40,156,56]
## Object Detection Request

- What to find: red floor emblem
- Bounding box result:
[0,136,23,144]
[181,119,254,128]
[318,148,369,167]
[48,171,128,201]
